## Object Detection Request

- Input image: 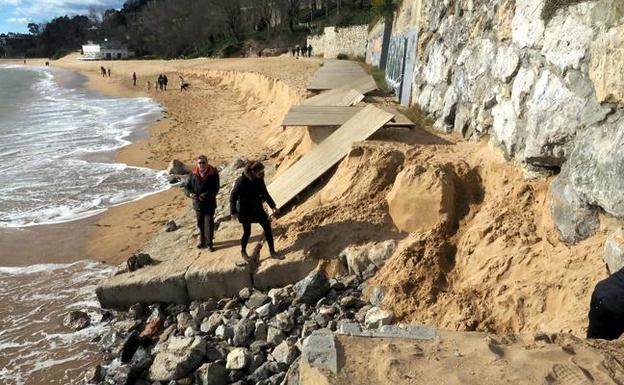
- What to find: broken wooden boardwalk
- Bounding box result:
[281,105,415,127]
[307,60,371,91]
[267,105,394,208]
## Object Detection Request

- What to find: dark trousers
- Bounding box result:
[196,211,214,246]
[241,217,275,254]
[587,293,624,340]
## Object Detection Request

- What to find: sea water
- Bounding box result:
[0,262,116,385]
[0,65,168,227]
[0,65,168,384]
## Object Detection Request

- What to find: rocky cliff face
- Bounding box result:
[400,0,624,242]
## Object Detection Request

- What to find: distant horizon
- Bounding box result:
[0,0,125,34]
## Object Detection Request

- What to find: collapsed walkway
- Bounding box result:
[97,61,414,309]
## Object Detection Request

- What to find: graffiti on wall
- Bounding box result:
[384,29,418,106]
[366,29,384,67]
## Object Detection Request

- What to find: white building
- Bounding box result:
[81,41,133,60]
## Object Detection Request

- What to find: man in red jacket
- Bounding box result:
[184,155,220,250]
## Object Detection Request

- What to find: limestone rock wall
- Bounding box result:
[307,25,368,59]
[394,0,624,241]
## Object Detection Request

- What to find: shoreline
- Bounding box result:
[0,55,319,266]
[0,58,181,266]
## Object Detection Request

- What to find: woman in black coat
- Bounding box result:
[185,155,220,250]
[230,161,279,261]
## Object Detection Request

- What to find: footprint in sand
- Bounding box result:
[547,363,593,385]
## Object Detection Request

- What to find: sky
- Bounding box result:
[0,0,125,34]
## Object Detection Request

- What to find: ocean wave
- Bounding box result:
[0,66,167,227]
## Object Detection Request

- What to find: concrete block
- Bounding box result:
[301,329,338,374]
[97,254,196,309]
[253,250,318,290]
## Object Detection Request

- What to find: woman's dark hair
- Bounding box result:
[249,161,265,172]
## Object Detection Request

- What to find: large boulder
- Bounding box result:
[541,11,594,71]
[339,240,397,276]
[63,310,90,331]
[590,24,624,106]
[511,0,545,48]
[148,336,206,381]
[294,270,330,305]
[226,347,251,370]
[232,318,255,347]
[364,307,394,329]
[568,118,624,217]
[604,229,624,274]
[271,340,300,365]
[522,69,607,167]
[166,159,191,175]
[386,163,456,233]
[195,362,228,385]
[492,44,520,83]
[549,171,599,244]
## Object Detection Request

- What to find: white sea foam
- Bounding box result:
[0,260,115,385]
[0,65,169,227]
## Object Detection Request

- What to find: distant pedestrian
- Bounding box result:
[132,72,137,87]
[179,75,189,91]
[185,155,220,250]
[295,45,300,57]
[230,161,281,263]
[307,44,313,57]
[146,81,151,92]
[157,74,163,91]
[163,74,168,91]
[100,66,106,77]
[291,47,296,56]
[23,59,26,64]
[107,68,111,78]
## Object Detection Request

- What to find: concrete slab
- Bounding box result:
[185,220,255,300]
[96,252,199,309]
[301,329,338,374]
[336,322,437,340]
[253,249,319,290]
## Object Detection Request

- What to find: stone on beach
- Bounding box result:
[148,336,206,381]
[167,159,191,175]
[294,269,330,305]
[63,310,91,331]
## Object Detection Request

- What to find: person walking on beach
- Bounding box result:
[100,66,106,77]
[230,161,280,263]
[163,74,168,91]
[157,74,163,91]
[185,155,220,250]
[307,44,313,57]
[295,44,300,57]
[107,68,111,78]
[132,72,137,87]
[146,80,151,92]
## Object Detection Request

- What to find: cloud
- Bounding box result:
[7,17,30,24]
[10,0,125,19]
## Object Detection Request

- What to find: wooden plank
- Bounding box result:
[268,105,394,208]
[303,77,377,106]
[281,106,415,127]
[307,60,369,91]
[308,74,372,91]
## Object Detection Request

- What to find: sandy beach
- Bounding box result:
[0,54,320,265]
